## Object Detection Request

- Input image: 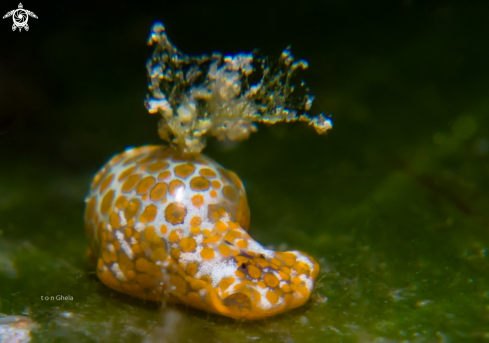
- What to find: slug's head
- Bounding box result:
[218,246,320,320]
[174,219,320,320]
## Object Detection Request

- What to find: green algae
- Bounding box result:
[1,2,489,342]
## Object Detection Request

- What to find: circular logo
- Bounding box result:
[13,9,27,27]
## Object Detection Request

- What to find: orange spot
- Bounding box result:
[124,199,141,220]
[297,286,310,298]
[171,248,181,259]
[190,176,210,191]
[281,266,291,274]
[199,168,217,178]
[200,247,215,260]
[136,257,151,272]
[117,166,136,182]
[218,167,232,183]
[147,161,169,173]
[235,270,245,279]
[149,247,167,262]
[200,275,212,284]
[91,168,108,191]
[123,155,140,166]
[169,230,180,243]
[252,289,262,304]
[284,293,294,305]
[85,197,96,221]
[137,176,156,195]
[144,226,156,241]
[150,182,168,201]
[236,256,248,265]
[247,265,262,279]
[180,237,197,252]
[165,203,187,225]
[191,194,204,208]
[126,270,136,280]
[99,174,114,194]
[132,244,141,255]
[121,174,140,193]
[109,212,120,228]
[114,195,128,210]
[202,229,211,237]
[190,216,202,227]
[160,224,168,234]
[257,281,267,289]
[219,276,235,291]
[237,196,250,231]
[139,204,157,223]
[124,227,132,238]
[254,258,269,268]
[185,263,198,276]
[210,190,217,198]
[158,170,171,180]
[278,271,290,281]
[292,261,311,275]
[228,221,239,230]
[169,180,185,196]
[211,180,221,189]
[190,226,201,235]
[271,258,282,267]
[219,244,231,256]
[189,279,207,291]
[229,171,244,189]
[236,240,248,249]
[215,221,228,232]
[174,163,196,179]
[281,284,292,293]
[280,252,297,267]
[222,185,237,201]
[264,273,279,288]
[109,153,124,166]
[203,236,220,244]
[291,277,302,285]
[137,154,155,165]
[102,251,111,264]
[266,291,279,304]
[100,190,114,214]
[224,230,241,242]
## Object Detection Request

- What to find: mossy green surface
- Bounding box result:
[1,2,489,342]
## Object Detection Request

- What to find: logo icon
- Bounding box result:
[3,3,37,32]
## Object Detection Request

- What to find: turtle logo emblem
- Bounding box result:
[3,3,37,32]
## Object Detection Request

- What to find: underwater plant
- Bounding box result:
[84,22,332,320]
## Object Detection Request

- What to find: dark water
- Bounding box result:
[1,1,489,342]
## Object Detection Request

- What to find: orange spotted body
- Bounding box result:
[85,145,319,319]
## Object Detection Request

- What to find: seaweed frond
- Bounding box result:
[145,22,332,154]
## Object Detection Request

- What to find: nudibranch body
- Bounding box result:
[85,145,319,319]
[84,22,331,319]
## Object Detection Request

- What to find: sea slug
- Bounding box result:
[84,22,332,320]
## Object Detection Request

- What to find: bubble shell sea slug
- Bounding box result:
[84,22,332,320]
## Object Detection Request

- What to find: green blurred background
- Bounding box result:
[1,1,489,342]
